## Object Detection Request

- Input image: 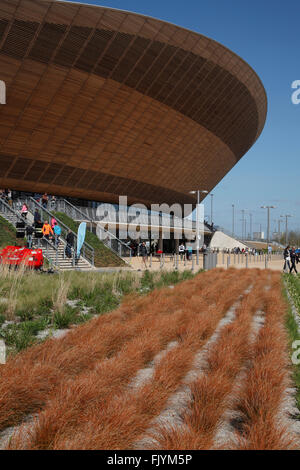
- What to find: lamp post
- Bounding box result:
[278,219,282,238]
[190,190,208,265]
[249,213,253,240]
[232,204,235,238]
[241,210,245,240]
[210,193,214,226]
[280,214,292,246]
[261,206,276,244]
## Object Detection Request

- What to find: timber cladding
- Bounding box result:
[0,0,267,207]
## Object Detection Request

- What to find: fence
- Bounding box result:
[131,249,283,272]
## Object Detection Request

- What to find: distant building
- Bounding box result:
[253,232,265,240]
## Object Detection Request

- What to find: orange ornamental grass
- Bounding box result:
[0,269,245,434]
[8,270,251,449]
[0,269,233,432]
[150,272,269,450]
[34,271,255,450]
[231,272,297,450]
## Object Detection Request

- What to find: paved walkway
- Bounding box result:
[127,254,285,272]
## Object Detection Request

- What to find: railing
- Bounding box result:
[56,198,132,259]
[0,198,60,268]
[20,197,95,267]
[71,205,213,234]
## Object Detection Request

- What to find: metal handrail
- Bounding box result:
[57,198,132,259]
[24,197,95,267]
[0,198,60,268]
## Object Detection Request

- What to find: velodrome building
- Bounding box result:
[0,0,267,220]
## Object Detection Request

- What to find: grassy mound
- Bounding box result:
[0,215,21,249]
[53,212,125,267]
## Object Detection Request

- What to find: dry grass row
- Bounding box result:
[147,271,270,450]
[0,269,235,432]
[10,270,256,449]
[4,271,253,448]
[231,273,296,450]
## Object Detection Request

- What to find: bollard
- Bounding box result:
[163,253,165,268]
[238,253,240,264]
[203,252,207,270]
[160,253,163,269]
[184,253,187,267]
[227,255,230,269]
[234,253,236,264]
[265,255,268,269]
[149,254,152,268]
[246,254,248,268]
[222,252,225,265]
[191,254,194,271]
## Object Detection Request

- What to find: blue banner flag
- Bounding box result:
[77,222,86,258]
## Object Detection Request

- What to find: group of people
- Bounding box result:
[24,209,62,250]
[0,188,13,207]
[34,193,57,210]
[1,189,57,211]
[283,246,299,274]
[178,243,194,260]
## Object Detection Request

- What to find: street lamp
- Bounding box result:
[210,193,214,226]
[249,213,253,240]
[261,206,276,244]
[278,219,282,238]
[241,209,245,240]
[232,204,235,238]
[190,190,208,265]
[280,214,292,246]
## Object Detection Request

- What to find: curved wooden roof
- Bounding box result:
[0,0,267,207]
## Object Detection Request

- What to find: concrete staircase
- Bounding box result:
[42,241,94,271]
[1,210,18,226]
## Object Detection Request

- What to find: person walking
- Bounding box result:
[290,247,298,274]
[26,224,34,249]
[50,195,57,210]
[41,193,48,209]
[283,245,291,273]
[140,241,148,269]
[53,222,61,247]
[34,208,41,226]
[179,242,185,261]
[65,230,74,259]
[21,203,28,220]
[186,245,193,261]
[7,189,12,207]
[42,220,53,243]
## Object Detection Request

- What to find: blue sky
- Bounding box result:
[67,0,299,237]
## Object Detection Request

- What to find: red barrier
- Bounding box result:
[0,246,43,269]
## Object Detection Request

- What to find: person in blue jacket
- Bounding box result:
[53,222,61,248]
